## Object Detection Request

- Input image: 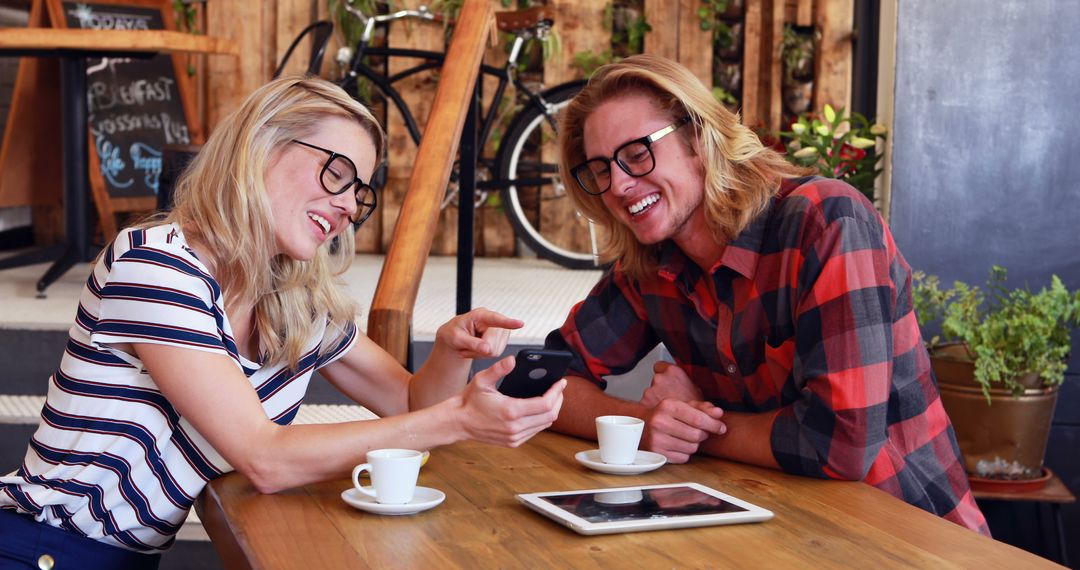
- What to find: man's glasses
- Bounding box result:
[291,139,377,226]
[570,116,692,196]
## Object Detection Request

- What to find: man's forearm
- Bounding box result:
[553,376,782,471]
[551,376,649,439]
[698,409,781,469]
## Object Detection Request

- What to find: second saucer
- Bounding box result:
[575,449,666,475]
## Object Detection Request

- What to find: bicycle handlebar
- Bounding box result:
[344,1,552,40]
[344,2,439,26]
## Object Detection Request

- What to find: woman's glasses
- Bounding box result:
[291,139,377,226]
[569,116,691,196]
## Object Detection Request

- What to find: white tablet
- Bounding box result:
[516,482,773,535]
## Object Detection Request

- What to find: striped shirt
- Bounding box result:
[0,224,357,552]
[547,177,989,534]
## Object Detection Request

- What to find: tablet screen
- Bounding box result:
[539,485,748,524]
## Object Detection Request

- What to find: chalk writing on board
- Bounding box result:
[64,2,190,199]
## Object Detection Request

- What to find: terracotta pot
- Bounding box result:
[931,344,1059,480]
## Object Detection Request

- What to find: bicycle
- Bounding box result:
[280,2,598,269]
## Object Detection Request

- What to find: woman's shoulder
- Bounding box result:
[107,224,199,265]
[100,223,217,290]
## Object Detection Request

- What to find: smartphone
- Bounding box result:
[497,349,574,398]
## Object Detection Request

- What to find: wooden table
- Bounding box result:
[195,432,1062,569]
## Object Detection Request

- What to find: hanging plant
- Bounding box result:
[172,0,200,76]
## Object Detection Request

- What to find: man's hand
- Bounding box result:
[642,399,725,464]
[640,361,703,407]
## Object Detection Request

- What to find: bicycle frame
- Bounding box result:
[339,32,560,189]
[331,2,599,270]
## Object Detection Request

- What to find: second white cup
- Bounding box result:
[351,448,423,504]
[595,415,644,465]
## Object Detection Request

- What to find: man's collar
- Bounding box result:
[655,178,806,282]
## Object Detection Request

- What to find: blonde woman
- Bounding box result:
[543,54,987,534]
[0,76,564,569]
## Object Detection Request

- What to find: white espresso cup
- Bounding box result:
[351,448,423,504]
[595,415,644,465]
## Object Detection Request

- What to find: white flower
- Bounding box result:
[850,137,876,149]
[823,104,837,123]
[791,123,806,135]
[793,147,819,159]
[870,123,887,136]
[335,46,354,66]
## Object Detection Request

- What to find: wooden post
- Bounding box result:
[367,0,494,365]
[206,1,271,130]
[765,0,785,130]
[796,0,813,26]
[677,0,714,88]
[813,0,853,113]
[275,0,318,78]
[742,0,783,130]
[644,0,678,60]
[742,0,763,126]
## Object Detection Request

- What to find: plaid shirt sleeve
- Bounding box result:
[769,206,899,481]
[545,267,661,389]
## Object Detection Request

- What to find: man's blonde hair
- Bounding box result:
[165,76,385,368]
[558,54,808,280]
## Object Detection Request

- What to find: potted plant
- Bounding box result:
[912,267,1080,486]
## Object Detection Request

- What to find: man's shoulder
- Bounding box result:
[774,176,881,228]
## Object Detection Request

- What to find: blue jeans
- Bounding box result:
[0,508,161,570]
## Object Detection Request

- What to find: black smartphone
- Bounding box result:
[497,349,574,398]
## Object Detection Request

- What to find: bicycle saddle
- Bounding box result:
[495,6,554,33]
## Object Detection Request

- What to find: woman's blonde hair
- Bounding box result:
[164,76,385,369]
[558,54,808,280]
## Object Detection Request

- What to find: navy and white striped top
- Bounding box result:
[0,224,357,552]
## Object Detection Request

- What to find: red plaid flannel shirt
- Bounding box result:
[547,177,988,534]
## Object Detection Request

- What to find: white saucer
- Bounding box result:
[341,486,446,515]
[575,449,667,475]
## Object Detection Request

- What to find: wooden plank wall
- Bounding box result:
[196,0,853,257]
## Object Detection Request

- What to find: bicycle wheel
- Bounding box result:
[497,81,601,270]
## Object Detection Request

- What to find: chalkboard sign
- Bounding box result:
[62,1,189,199]
[44,0,201,239]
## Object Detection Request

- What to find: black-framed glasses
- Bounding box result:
[570,116,692,196]
[291,139,377,226]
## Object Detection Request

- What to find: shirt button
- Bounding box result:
[726,364,737,375]
[38,554,55,570]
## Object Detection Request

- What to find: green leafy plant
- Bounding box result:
[697,0,734,49]
[572,49,615,78]
[780,104,886,202]
[781,24,813,82]
[711,86,737,107]
[172,0,200,76]
[605,1,651,56]
[912,267,1080,402]
[172,0,198,34]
